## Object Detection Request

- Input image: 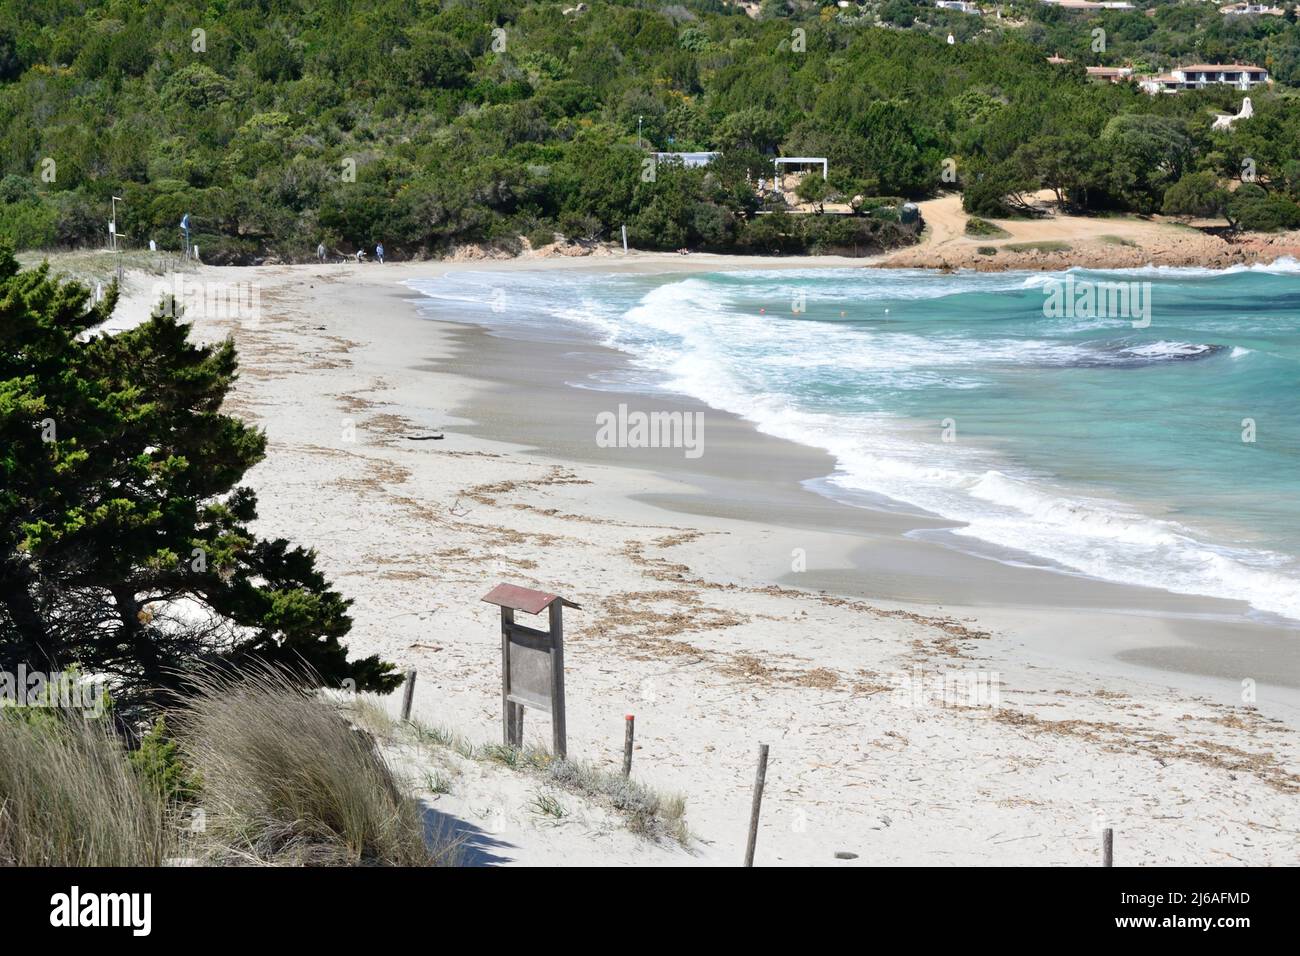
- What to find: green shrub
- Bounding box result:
[0,199,57,249]
[527,225,557,249]
[965,216,1010,238]
[1006,240,1071,253]
[130,717,200,804]
[1162,171,1229,219]
[1228,186,1300,232]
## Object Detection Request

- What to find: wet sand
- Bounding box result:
[420,302,1300,708]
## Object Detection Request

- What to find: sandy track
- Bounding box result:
[887,192,1300,271]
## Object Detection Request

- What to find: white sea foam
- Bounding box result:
[407,271,1300,621]
[612,280,1300,619]
[1068,256,1300,279]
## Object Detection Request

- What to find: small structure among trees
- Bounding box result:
[651,152,720,168]
[773,157,828,181]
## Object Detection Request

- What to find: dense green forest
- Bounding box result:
[2,0,1300,260]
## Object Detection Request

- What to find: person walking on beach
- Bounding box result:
[376,242,385,264]
[317,241,326,263]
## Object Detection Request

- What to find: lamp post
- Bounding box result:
[638,115,643,149]
[110,196,123,252]
[110,196,125,279]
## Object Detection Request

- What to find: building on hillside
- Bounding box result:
[1040,0,1135,9]
[1086,66,1134,83]
[652,152,721,168]
[1046,53,1073,65]
[1220,3,1284,14]
[935,0,982,12]
[1139,64,1270,93]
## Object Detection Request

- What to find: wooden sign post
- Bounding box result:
[482,583,580,759]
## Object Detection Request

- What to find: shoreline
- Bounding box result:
[93,256,1300,864]
[31,191,1300,284]
[401,278,1300,704]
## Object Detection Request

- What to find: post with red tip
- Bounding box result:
[623,714,635,778]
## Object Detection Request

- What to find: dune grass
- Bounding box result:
[541,751,689,845]
[172,668,457,866]
[17,248,187,286]
[0,669,460,867]
[0,711,174,866]
[396,712,691,848]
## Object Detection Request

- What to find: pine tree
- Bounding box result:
[0,246,399,704]
[0,244,114,665]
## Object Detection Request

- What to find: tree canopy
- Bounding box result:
[0,245,399,705]
[3,1,1300,256]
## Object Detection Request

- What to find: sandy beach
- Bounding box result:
[96,253,1299,866]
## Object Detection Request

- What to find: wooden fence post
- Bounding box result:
[548,601,567,759]
[400,669,417,721]
[623,714,635,778]
[744,743,769,867]
[501,608,514,746]
[511,705,524,748]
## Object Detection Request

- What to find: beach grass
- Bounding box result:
[2,672,462,867]
[17,248,186,286]
[530,791,568,820]
[397,712,691,847]
[174,668,457,866]
[0,711,174,866]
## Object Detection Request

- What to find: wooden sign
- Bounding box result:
[482,584,579,758]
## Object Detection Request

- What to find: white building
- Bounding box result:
[1220,3,1284,14]
[652,152,721,168]
[935,1,982,12]
[1040,0,1135,9]
[1140,64,1270,94]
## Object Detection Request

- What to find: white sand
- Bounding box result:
[98,254,1299,866]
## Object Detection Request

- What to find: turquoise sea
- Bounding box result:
[410,263,1300,621]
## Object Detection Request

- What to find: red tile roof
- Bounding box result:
[1178,64,1266,73]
